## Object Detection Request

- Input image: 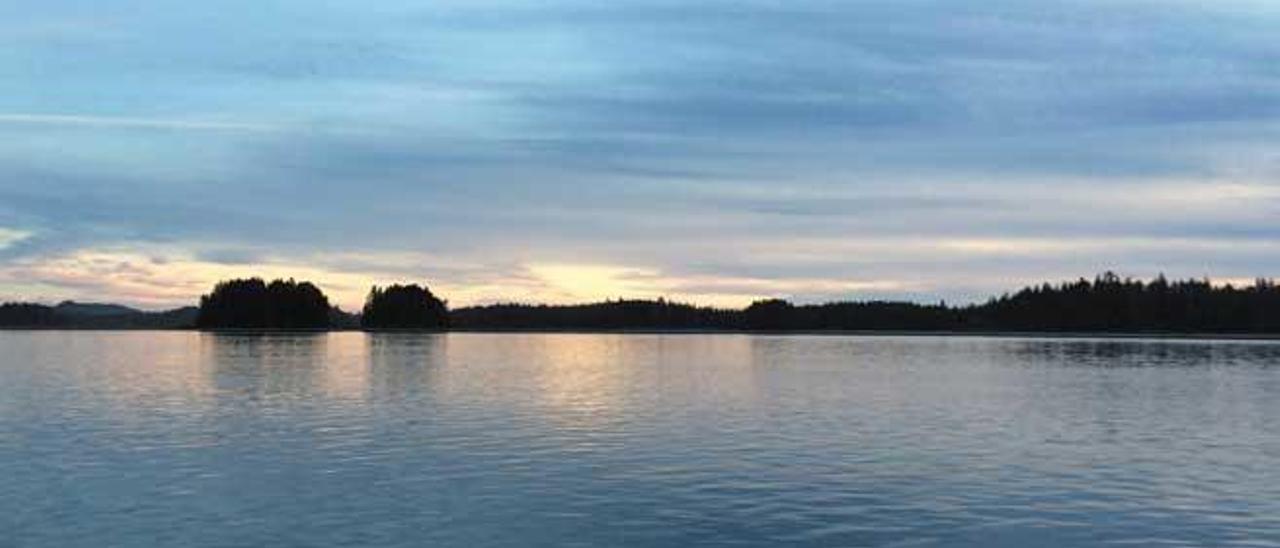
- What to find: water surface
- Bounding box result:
[3,332,1279,547]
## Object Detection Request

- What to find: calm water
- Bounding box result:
[3,332,1280,547]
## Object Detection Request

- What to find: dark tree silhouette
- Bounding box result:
[450,273,1279,333]
[196,278,331,329]
[9,272,1280,334]
[964,272,1280,333]
[0,303,62,327]
[362,284,448,330]
[451,297,958,331]
[0,302,196,329]
[743,299,795,330]
[451,298,737,330]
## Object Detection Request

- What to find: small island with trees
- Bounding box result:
[2,272,1279,335]
[196,278,333,329]
[361,284,449,330]
[190,278,449,330]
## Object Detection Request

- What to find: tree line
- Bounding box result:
[450,299,738,330]
[0,303,62,327]
[966,272,1280,333]
[453,272,1280,333]
[4,272,1279,333]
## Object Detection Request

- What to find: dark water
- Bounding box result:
[3,332,1280,547]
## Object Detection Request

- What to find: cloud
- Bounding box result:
[2,0,1279,306]
[0,228,31,250]
[0,114,281,133]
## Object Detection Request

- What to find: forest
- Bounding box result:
[455,274,1280,332]
[454,273,1280,333]
[2,272,1278,333]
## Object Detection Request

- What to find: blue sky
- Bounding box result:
[2,0,1279,309]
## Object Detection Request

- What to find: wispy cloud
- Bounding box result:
[0,228,31,250]
[0,114,281,133]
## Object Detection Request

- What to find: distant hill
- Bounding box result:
[329,307,361,329]
[0,302,198,329]
[54,301,143,317]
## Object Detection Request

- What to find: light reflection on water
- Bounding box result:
[2,332,1280,547]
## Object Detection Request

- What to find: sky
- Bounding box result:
[2,0,1279,311]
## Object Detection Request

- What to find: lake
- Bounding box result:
[2,332,1279,547]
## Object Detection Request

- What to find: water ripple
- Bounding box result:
[2,332,1280,546]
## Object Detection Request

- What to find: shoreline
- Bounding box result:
[5,326,1280,341]
[451,329,1280,341]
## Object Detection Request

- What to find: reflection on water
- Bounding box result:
[3,332,1280,547]
[1010,337,1280,368]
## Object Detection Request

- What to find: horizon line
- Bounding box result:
[6,271,1275,314]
